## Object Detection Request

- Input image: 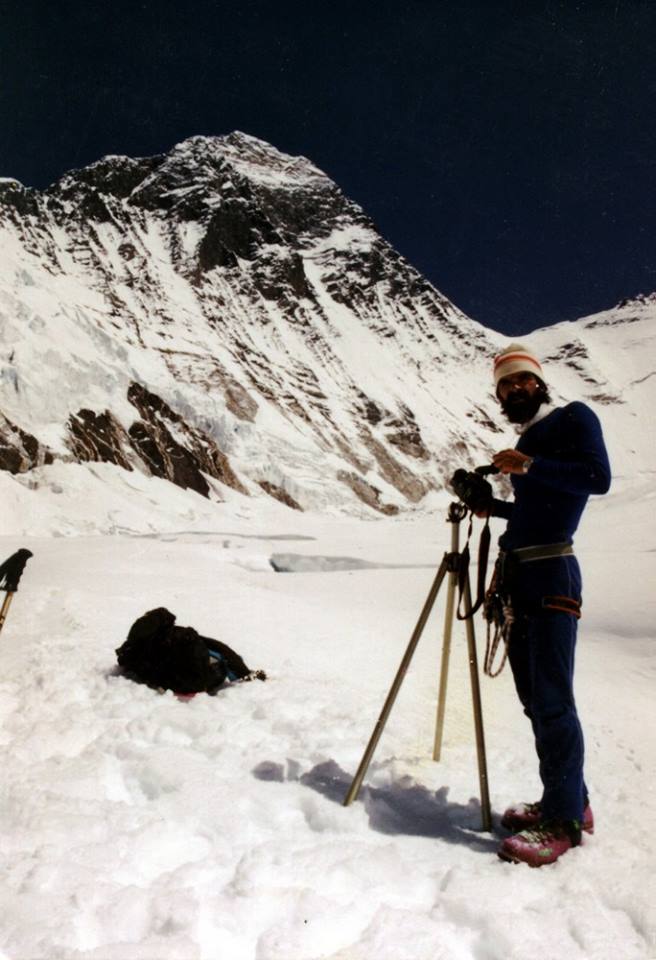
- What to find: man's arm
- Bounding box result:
[474,499,513,519]
[493,402,611,495]
[527,402,611,495]
[489,498,514,519]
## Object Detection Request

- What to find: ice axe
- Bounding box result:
[0,549,33,637]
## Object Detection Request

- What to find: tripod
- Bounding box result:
[342,501,492,831]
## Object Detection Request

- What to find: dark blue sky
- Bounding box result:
[3,0,655,333]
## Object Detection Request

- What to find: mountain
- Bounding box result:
[525,293,656,496]
[0,134,654,529]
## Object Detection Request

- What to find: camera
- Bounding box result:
[450,464,498,512]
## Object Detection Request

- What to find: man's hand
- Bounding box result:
[492,449,533,475]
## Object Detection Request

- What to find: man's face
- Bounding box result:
[497,371,548,423]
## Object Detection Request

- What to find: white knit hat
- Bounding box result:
[493,342,545,392]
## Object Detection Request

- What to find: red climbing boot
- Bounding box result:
[501,801,594,835]
[498,819,584,867]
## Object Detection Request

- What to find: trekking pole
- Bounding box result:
[0,549,33,637]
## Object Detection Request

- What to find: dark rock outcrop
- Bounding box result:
[256,481,303,511]
[337,470,399,516]
[126,383,248,497]
[62,384,251,501]
[360,428,428,504]
[67,409,134,470]
[0,413,54,473]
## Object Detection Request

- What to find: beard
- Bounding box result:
[500,385,549,424]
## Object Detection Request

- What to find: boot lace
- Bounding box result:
[521,819,580,844]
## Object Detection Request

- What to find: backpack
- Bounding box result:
[116,607,264,694]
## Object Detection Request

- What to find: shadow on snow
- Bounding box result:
[253,758,500,854]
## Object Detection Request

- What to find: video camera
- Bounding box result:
[450,464,499,513]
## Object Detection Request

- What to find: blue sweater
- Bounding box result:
[493,402,611,551]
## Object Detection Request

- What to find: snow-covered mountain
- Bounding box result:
[1,133,654,528]
[1,139,655,960]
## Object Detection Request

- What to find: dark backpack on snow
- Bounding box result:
[116,607,262,694]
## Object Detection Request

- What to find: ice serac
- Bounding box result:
[0,134,653,515]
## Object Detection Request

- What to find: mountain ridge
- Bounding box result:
[1,133,653,525]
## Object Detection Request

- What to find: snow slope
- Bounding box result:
[0,478,654,960]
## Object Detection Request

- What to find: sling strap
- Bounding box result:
[456,515,491,621]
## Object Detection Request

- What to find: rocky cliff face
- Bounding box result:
[0,134,653,515]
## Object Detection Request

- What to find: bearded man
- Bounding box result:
[483,343,611,866]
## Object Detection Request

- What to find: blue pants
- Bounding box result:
[507,556,588,823]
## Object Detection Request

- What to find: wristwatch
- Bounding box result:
[521,457,534,474]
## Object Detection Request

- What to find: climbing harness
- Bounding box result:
[482,542,580,677]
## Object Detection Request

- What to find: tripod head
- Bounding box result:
[447,500,469,524]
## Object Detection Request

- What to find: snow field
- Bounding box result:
[0,488,654,959]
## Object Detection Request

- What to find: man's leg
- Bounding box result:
[507,614,547,795]
[527,610,585,823]
[507,609,586,820]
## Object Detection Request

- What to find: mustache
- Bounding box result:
[500,388,547,423]
[505,390,530,404]
[506,388,529,403]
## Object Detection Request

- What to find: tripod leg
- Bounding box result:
[433,518,461,761]
[432,568,457,761]
[462,571,492,831]
[343,554,451,806]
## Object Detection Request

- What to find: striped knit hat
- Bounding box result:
[493,342,546,393]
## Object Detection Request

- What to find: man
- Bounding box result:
[482,343,610,866]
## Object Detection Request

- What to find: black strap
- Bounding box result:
[457,515,491,620]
